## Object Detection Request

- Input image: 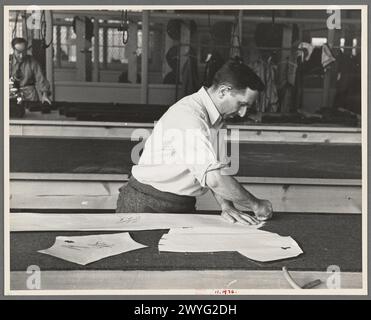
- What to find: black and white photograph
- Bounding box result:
[3,5,367,296]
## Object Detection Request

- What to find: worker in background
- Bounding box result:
[116,60,273,225]
[9,37,52,104]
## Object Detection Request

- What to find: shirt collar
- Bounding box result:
[198,86,222,126]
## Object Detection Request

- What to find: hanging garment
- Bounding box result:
[163,71,177,84]
[321,44,336,69]
[332,53,361,114]
[297,42,314,62]
[181,49,199,96]
[292,57,304,111]
[252,58,279,113]
[202,50,225,87]
[285,59,298,86]
[277,57,297,113]
[301,47,323,74]
[229,19,242,60]
[278,82,294,113]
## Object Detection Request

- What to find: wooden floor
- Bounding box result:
[9,270,364,294]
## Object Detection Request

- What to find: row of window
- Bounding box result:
[10,21,359,68]
[9,20,147,69]
[53,24,146,67]
[312,37,358,56]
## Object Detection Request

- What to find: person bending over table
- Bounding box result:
[9,37,52,104]
[116,60,273,225]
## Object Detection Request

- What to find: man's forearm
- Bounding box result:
[212,191,234,210]
[206,170,258,210]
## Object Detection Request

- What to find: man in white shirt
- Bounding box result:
[116,60,273,225]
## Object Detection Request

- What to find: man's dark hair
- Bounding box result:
[211,59,265,92]
[11,37,28,49]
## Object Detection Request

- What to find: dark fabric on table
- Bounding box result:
[10,213,362,272]
[116,176,196,213]
[10,138,361,179]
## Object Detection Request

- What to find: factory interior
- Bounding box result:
[7,8,364,293]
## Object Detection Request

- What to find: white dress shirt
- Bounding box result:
[132,87,228,196]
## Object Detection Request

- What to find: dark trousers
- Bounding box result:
[116,176,196,213]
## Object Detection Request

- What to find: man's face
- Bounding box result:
[219,87,258,120]
[13,42,27,62]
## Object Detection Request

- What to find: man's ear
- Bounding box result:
[218,85,231,98]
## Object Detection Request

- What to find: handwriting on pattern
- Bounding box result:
[62,240,114,250]
[61,244,90,251]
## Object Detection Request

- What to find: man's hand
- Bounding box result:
[221,207,261,225]
[41,93,52,105]
[252,199,273,221]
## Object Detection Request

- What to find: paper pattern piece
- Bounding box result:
[159,227,303,262]
[38,232,147,265]
[237,236,303,262]
[11,212,265,232]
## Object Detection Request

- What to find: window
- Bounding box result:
[9,21,23,37]
[91,28,104,63]
[338,37,358,56]
[352,38,357,56]
[60,25,77,63]
[9,20,23,49]
[53,20,137,69]
[340,38,345,52]
[50,18,168,83]
[106,27,128,64]
[52,22,77,68]
[311,37,327,47]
